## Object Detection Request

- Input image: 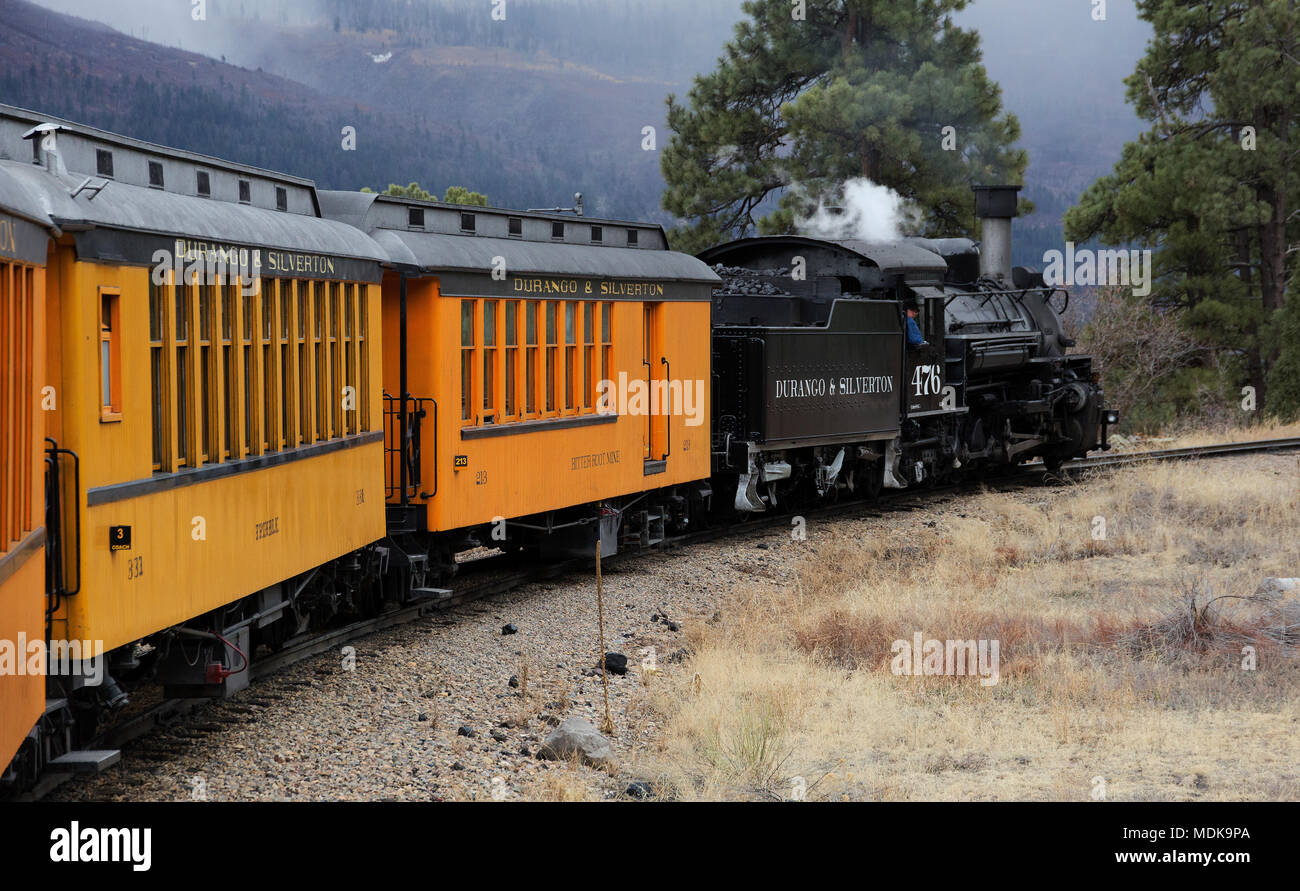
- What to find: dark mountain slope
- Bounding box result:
[0,0,668,217]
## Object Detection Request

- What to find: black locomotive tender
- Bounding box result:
[703,185,1115,513]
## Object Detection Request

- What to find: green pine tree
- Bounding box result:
[660,0,1029,254]
[375,182,436,200]
[359,183,489,206]
[442,185,489,206]
[1065,0,1299,419]
[1267,294,1300,420]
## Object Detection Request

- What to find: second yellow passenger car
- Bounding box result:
[321,190,718,585]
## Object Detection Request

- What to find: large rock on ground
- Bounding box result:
[1255,578,1300,597]
[600,653,628,675]
[537,717,614,768]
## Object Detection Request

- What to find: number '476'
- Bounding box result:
[912,364,941,397]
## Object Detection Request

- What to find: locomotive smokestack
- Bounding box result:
[972,185,1020,283]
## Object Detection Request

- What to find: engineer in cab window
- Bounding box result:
[905,303,929,350]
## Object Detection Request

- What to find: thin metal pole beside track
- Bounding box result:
[596,537,613,735]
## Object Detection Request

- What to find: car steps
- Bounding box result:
[47,750,121,774]
[409,587,453,604]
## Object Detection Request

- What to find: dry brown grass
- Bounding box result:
[1114,418,1300,451]
[633,457,1300,801]
[521,765,601,802]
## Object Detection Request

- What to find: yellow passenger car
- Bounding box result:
[0,163,52,790]
[320,192,718,582]
[0,106,388,713]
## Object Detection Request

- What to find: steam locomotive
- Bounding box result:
[702,186,1115,514]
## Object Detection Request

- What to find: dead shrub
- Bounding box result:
[791,606,1089,676]
[791,609,895,670]
[1099,584,1300,659]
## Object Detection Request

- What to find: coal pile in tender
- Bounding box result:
[711,264,794,296]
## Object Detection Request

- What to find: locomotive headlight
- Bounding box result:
[1105,410,1119,425]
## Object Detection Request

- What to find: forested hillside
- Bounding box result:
[0,0,677,218]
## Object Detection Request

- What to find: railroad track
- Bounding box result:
[28,434,1300,800]
[1056,435,1300,470]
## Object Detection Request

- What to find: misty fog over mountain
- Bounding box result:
[9,0,1151,262]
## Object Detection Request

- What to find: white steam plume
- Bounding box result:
[795,178,918,242]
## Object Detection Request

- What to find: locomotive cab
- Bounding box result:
[902,286,954,416]
[893,283,971,486]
